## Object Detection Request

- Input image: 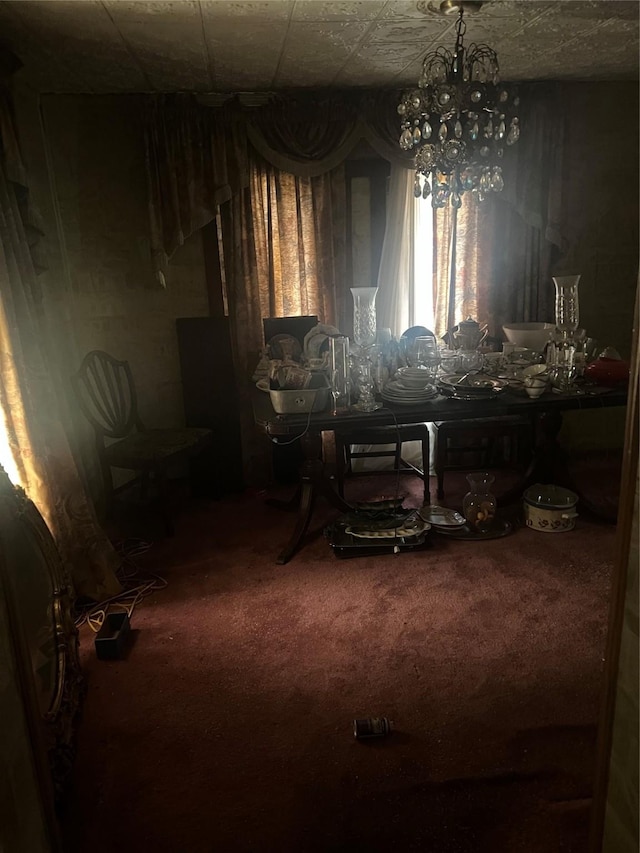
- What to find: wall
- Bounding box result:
[560,83,639,363]
[14,91,210,434]
[553,82,638,452]
[602,476,639,852]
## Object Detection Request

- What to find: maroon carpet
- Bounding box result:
[60,467,617,853]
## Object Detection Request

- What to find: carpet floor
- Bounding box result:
[60,464,619,853]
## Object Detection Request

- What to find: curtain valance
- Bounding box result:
[244,89,415,176]
[144,90,415,280]
[144,85,567,282]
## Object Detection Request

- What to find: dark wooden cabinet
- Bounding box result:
[176,317,245,497]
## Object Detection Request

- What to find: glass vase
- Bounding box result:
[553,274,580,333]
[551,274,581,391]
[462,472,497,533]
[350,287,380,412]
[328,335,350,414]
[351,287,378,348]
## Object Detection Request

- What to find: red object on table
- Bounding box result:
[584,357,630,387]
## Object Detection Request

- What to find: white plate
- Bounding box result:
[382,395,438,406]
[382,385,439,401]
[387,379,435,393]
[383,387,437,397]
[256,378,270,392]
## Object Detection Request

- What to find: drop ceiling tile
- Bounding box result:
[4,0,150,91]
[334,52,420,86]
[102,1,201,18]
[378,1,440,21]
[276,21,370,86]
[0,0,637,93]
[354,41,425,63]
[291,1,386,21]
[365,18,454,44]
[203,20,287,90]
[104,0,211,90]
[474,2,556,21]
[281,19,370,53]
[200,1,293,21]
[0,4,81,91]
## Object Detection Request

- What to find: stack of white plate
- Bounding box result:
[381,379,439,406]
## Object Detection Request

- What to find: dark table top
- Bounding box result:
[252,384,628,437]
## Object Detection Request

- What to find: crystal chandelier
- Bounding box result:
[398,0,520,208]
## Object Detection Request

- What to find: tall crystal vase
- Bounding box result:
[350,287,380,412]
[549,274,581,391]
[553,274,580,333]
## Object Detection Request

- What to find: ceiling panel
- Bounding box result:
[104,1,212,91]
[0,0,636,93]
[291,0,386,20]
[0,0,150,92]
[274,20,372,87]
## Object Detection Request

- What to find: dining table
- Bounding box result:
[252,383,628,564]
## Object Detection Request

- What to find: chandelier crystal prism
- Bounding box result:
[398,1,520,208]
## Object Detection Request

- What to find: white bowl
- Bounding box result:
[396,367,432,389]
[503,322,555,352]
[525,383,546,399]
[522,364,549,379]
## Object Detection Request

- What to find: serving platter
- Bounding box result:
[430,517,513,539]
[418,506,465,527]
[438,373,510,393]
[437,373,510,401]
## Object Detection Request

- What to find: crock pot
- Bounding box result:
[523,484,579,533]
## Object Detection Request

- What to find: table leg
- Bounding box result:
[275,431,351,564]
[498,410,566,506]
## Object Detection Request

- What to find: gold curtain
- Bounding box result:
[432,195,558,341]
[144,94,249,285]
[433,198,492,338]
[0,80,121,602]
[220,150,347,485]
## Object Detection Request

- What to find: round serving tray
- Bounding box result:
[430,517,513,540]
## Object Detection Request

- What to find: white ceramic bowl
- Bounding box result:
[503,322,555,352]
[522,364,549,379]
[524,382,546,399]
[396,367,432,389]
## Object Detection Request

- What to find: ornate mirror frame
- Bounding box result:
[0,465,84,803]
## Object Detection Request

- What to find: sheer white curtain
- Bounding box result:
[351,163,437,476]
[376,164,434,336]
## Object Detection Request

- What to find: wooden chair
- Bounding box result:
[334,423,431,505]
[433,415,534,500]
[71,350,213,534]
[333,326,436,505]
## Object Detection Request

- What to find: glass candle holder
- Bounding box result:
[553,274,581,333]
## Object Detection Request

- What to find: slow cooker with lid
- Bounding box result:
[523,484,579,532]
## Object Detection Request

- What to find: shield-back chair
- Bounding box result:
[72,350,213,534]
